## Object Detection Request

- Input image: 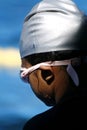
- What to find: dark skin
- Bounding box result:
[21,58,72,106]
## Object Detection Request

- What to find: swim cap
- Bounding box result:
[20,0,87,58]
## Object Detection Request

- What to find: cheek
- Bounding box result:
[29,72,54,99]
[29,72,39,94]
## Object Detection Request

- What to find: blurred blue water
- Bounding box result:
[0,0,41,48]
[0,68,49,130]
[0,0,87,48]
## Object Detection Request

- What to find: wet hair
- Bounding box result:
[24,50,87,65]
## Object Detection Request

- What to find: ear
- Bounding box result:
[40,66,54,85]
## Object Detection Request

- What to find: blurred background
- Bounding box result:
[0,0,87,130]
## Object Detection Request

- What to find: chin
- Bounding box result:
[38,95,56,106]
[44,101,55,106]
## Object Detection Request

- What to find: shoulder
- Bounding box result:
[23,107,57,130]
[23,90,87,130]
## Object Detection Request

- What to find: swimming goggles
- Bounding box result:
[20,58,80,86]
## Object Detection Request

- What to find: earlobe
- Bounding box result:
[41,70,54,85]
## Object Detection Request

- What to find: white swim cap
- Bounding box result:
[20,0,87,58]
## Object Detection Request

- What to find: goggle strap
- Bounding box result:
[20,58,80,86]
[67,64,79,87]
[20,60,71,77]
